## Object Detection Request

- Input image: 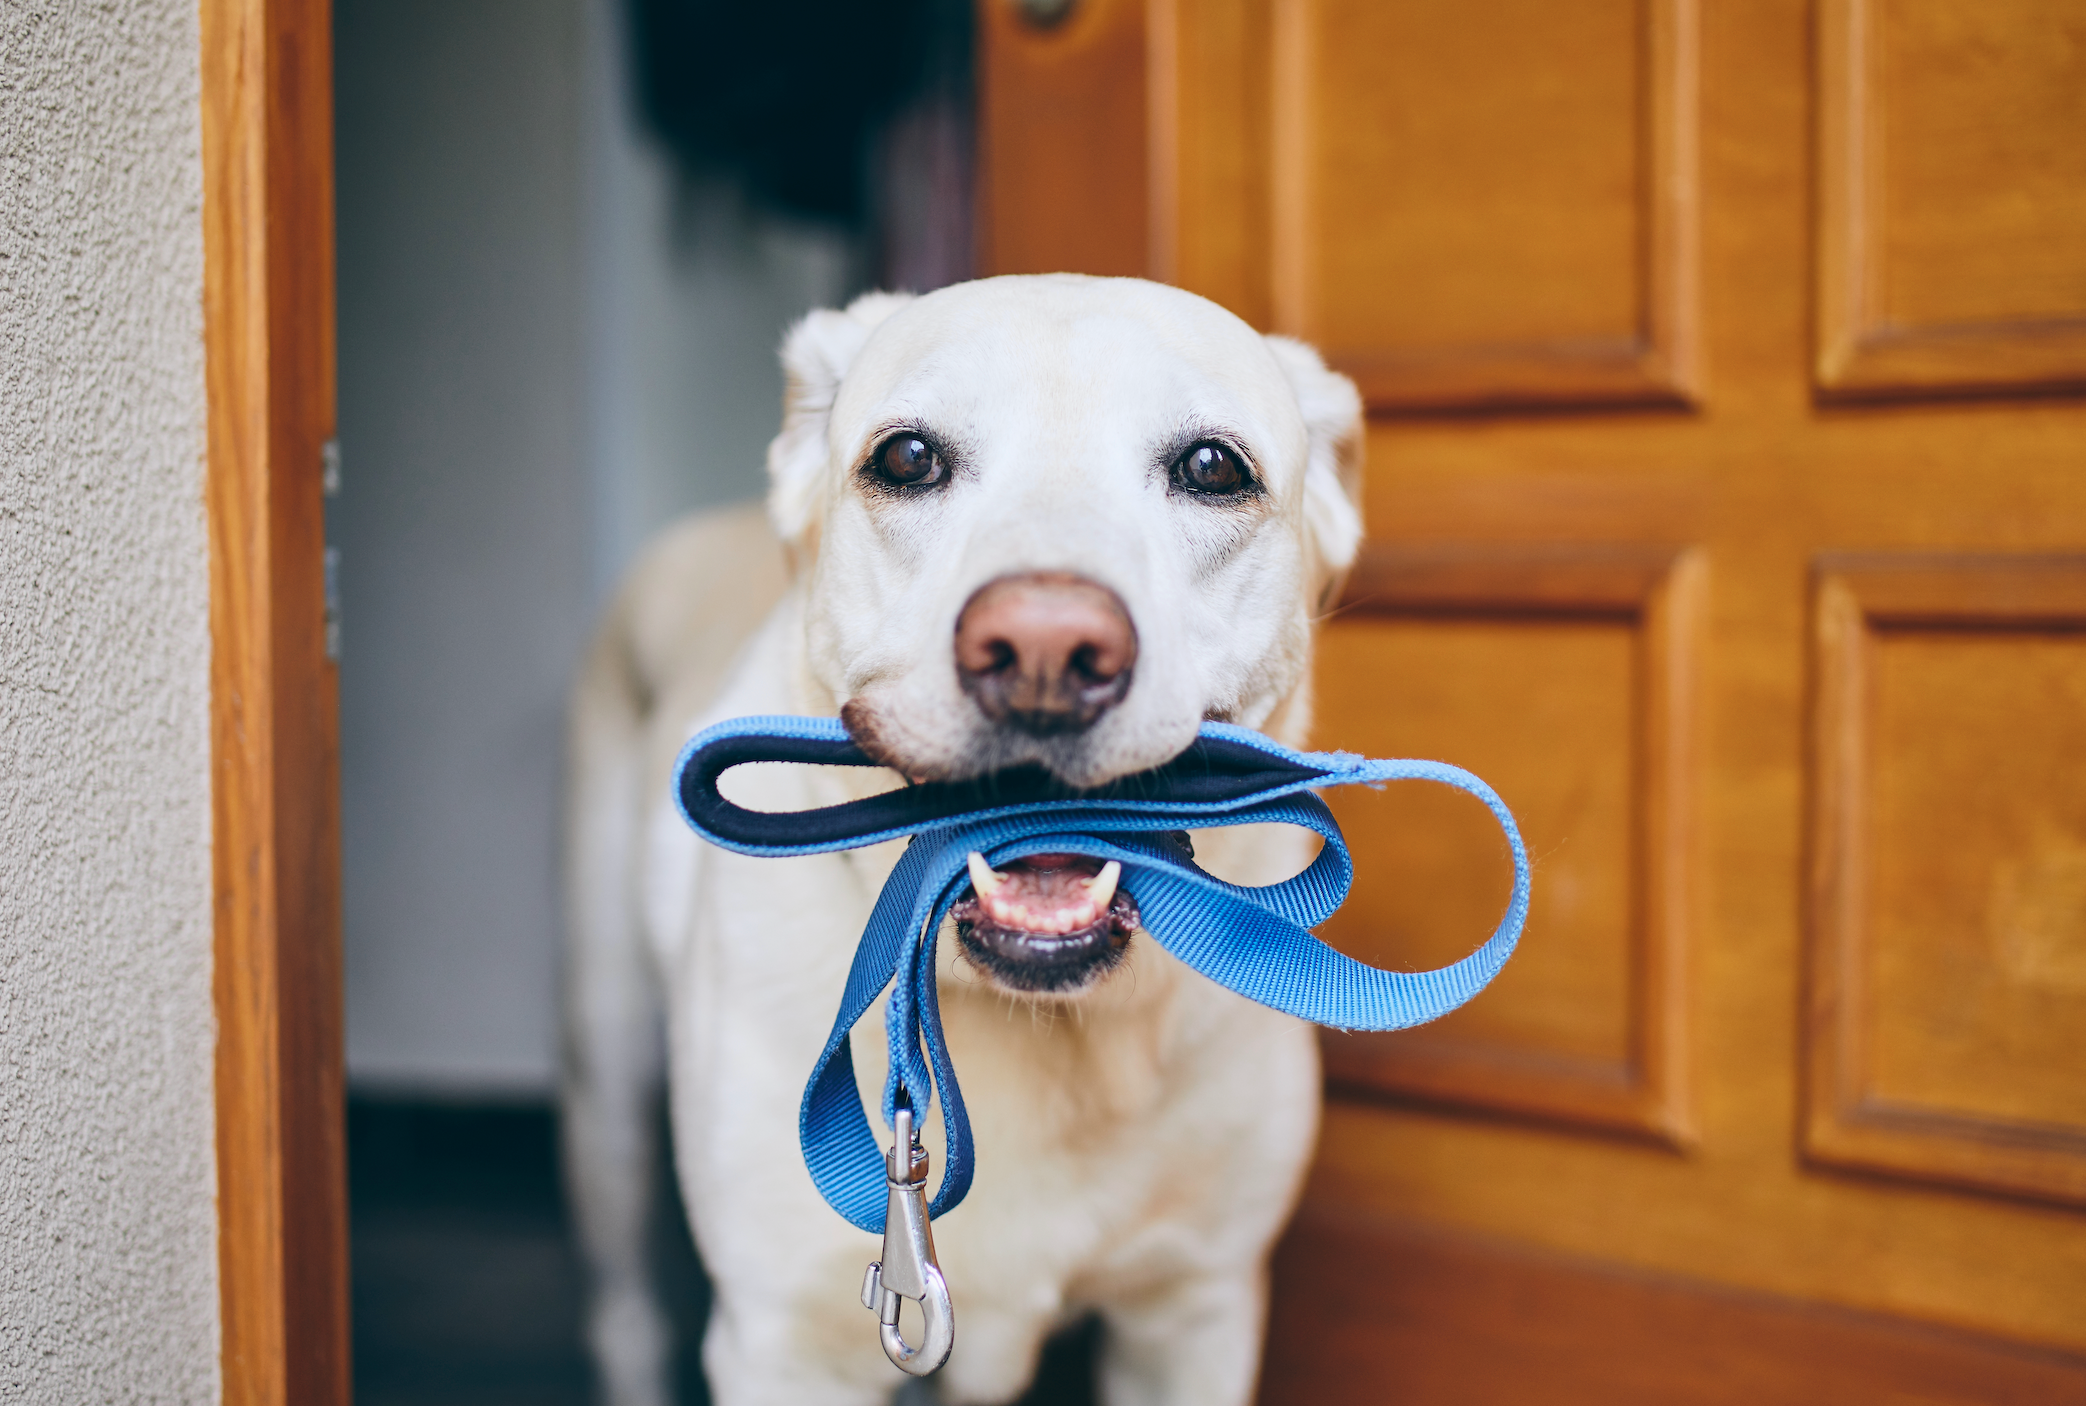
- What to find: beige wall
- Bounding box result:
[0,2,219,1399]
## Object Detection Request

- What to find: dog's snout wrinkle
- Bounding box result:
[954,573,1137,737]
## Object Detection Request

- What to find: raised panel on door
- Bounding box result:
[1313,544,1697,1143]
[1808,556,2086,1205]
[1817,0,2086,396]
[989,0,1704,411]
[1265,0,1699,409]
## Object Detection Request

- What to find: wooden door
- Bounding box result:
[203,0,350,1401]
[979,0,2086,1398]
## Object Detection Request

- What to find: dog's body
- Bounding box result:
[564,276,1364,1406]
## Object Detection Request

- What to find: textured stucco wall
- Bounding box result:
[0,3,220,1401]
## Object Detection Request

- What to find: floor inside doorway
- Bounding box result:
[349,1097,1098,1406]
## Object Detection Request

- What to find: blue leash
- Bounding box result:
[672,714,1531,1238]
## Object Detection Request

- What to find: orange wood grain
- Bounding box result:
[1260,1207,2086,1406]
[982,0,2086,1380]
[1146,0,1273,322]
[1816,0,2086,398]
[1266,0,1700,411]
[1807,557,2086,1207]
[1315,544,1700,1146]
[201,0,348,1401]
[977,0,1150,279]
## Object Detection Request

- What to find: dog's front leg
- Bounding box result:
[1096,1269,1272,1406]
[699,1298,911,1406]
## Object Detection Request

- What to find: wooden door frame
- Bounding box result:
[202,0,350,1402]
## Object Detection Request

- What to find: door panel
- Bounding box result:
[1818,0,2086,394]
[1269,0,1698,409]
[980,0,2086,1394]
[1809,557,2086,1205]
[1316,545,1697,1143]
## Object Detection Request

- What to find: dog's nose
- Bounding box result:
[954,573,1137,736]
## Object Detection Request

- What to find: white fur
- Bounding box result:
[564,275,1365,1405]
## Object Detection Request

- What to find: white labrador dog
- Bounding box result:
[563,274,1363,1406]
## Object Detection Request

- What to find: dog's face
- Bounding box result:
[767,275,1362,992]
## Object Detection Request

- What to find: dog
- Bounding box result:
[563,274,1364,1406]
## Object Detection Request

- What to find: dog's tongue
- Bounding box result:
[965,852,1120,936]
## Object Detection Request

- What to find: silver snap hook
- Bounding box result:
[860,1107,955,1375]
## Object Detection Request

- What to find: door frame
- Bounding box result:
[201,0,349,1402]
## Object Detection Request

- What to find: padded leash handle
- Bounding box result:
[676,714,1347,857]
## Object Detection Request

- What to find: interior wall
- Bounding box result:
[335,0,858,1095]
[0,1,220,1398]
[581,0,863,597]
[334,0,594,1095]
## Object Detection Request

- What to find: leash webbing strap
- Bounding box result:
[673,715,1531,1234]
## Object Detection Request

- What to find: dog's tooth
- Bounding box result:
[967,852,1006,897]
[1083,861,1121,909]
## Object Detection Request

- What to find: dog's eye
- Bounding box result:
[1173,443,1249,496]
[870,434,947,489]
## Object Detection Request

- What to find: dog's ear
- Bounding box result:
[766,290,917,547]
[1262,334,1365,610]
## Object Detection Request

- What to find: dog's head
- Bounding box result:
[768,275,1362,992]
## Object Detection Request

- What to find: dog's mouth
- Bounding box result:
[951,852,1139,994]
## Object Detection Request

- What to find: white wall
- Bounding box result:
[335,0,857,1095]
[0,2,220,1399]
[334,0,595,1095]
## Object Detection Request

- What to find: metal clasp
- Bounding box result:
[859,1108,954,1375]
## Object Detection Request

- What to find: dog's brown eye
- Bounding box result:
[1174,443,1248,496]
[872,434,946,488]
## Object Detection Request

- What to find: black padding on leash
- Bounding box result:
[677,727,1329,849]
